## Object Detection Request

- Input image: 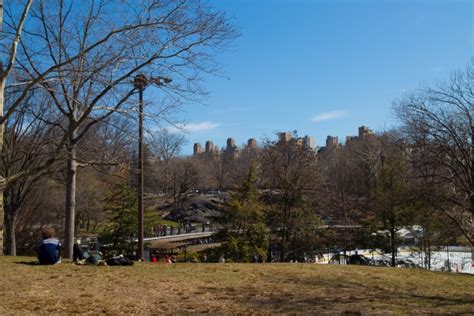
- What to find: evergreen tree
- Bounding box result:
[99,184,138,255]
[219,165,268,262]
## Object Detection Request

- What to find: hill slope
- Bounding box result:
[0,256,472,314]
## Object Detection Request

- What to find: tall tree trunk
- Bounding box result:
[279,204,287,262]
[0,0,5,253]
[64,132,78,258]
[470,128,474,245]
[280,229,286,262]
[390,228,396,267]
[4,211,15,256]
[0,189,3,256]
[427,238,431,270]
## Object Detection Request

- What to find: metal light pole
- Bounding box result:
[134,74,147,260]
[133,74,171,261]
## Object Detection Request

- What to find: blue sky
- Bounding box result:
[165,0,473,154]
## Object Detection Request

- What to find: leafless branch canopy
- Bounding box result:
[395,62,474,243]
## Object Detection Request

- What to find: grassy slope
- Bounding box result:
[0,256,472,314]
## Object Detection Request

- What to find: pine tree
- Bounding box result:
[99,184,138,255]
[220,165,268,262]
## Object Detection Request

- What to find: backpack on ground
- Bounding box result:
[106,255,134,266]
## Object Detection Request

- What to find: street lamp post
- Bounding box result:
[133,74,146,261]
[133,74,171,261]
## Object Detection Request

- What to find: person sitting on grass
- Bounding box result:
[73,241,103,265]
[36,227,62,265]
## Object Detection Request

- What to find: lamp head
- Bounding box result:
[152,76,172,85]
[133,74,147,90]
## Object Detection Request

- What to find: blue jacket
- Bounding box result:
[37,238,61,264]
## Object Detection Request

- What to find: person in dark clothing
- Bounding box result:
[90,242,101,252]
[36,227,61,265]
[73,243,85,261]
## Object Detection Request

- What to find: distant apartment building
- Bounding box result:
[326,135,339,147]
[225,137,239,158]
[302,136,316,149]
[358,125,373,140]
[205,140,217,154]
[344,125,374,144]
[193,143,203,155]
[346,135,358,143]
[226,137,236,150]
[278,132,292,143]
[247,138,257,148]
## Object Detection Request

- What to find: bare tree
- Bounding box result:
[0,0,35,253]
[260,132,320,261]
[372,133,414,267]
[13,176,65,255]
[72,117,135,234]
[149,129,187,163]
[1,89,62,255]
[316,140,372,252]
[147,128,186,193]
[169,157,199,208]
[231,143,260,186]
[395,63,474,245]
[210,150,235,190]
[319,140,373,225]
[2,0,236,256]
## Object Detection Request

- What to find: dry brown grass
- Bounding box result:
[0,256,472,314]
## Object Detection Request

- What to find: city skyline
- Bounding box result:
[190,124,372,155]
[153,0,472,155]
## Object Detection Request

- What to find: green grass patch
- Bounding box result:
[153,219,180,227]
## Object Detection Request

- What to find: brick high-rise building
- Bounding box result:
[225,137,238,158]
[193,143,203,155]
[247,138,257,148]
[279,132,291,143]
[346,135,357,143]
[358,125,373,140]
[226,137,236,150]
[205,140,216,153]
[326,135,338,147]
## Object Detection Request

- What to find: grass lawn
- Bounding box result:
[0,256,472,314]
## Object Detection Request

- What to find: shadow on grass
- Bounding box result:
[239,290,474,314]
[411,294,474,306]
[14,261,41,265]
[218,267,474,313]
